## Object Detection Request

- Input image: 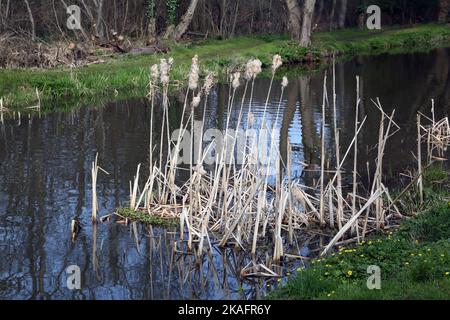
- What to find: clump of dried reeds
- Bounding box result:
[117,55,447,275]
[419,101,450,165]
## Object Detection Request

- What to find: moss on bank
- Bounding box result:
[116,207,179,227]
[1,24,449,110]
[268,165,450,300]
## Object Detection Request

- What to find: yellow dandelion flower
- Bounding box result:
[347,270,353,277]
[445,272,449,276]
[405,262,410,265]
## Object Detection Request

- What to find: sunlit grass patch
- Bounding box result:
[115,207,179,227]
[268,202,450,300]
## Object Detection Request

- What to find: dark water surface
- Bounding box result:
[0,48,449,300]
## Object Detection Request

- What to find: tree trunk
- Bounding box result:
[23,0,36,40]
[285,0,302,41]
[173,0,200,41]
[329,0,337,30]
[95,0,105,38]
[314,0,325,26]
[300,0,316,47]
[148,17,156,43]
[438,0,449,23]
[337,0,347,29]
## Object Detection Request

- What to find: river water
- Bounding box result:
[0,47,449,300]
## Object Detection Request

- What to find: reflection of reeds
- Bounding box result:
[123,55,448,276]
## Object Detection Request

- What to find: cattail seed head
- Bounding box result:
[160,58,170,85]
[191,92,202,109]
[189,55,200,90]
[245,60,253,81]
[281,76,288,88]
[245,59,263,80]
[202,72,215,96]
[272,54,282,73]
[150,64,159,84]
[232,72,241,89]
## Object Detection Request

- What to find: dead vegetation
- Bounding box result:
[0,31,170,69]
[91,54,450,277]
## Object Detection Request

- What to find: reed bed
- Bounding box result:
[419,102,450,165]
[109,55,446,275]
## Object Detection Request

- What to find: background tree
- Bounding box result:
[300,0,316,47]
[0,0,446,44]
[173,0,199,41]
[438,0,449,23]
[285,0,302,41]
[337,0,347,29]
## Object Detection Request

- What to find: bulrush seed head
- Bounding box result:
[191,92,202,109]
[232,72,241,89]
[160,58,170,85]
[150,64,159,85]
[245,59,263,80]
[245,60,253,81]
[282,76,289,88]
[272,54,282,73]
[189,55,200,90]
[202,73,215,96]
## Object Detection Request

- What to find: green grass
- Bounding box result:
[268,166,450,300]
[116,207,179,227]
[1,24,449,110]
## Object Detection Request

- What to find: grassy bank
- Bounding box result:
[268,165,450,300]
[1,24,450,110]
